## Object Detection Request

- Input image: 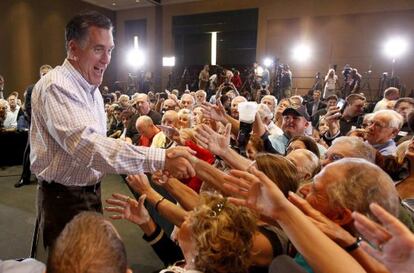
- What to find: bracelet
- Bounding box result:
[155,197,166,212]
[344,237,362,252]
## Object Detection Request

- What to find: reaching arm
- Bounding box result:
[126,174,188,226]
[223,168,367,273]
[156,176,201,211]
[289,193,390,273]
[195,124,253,171]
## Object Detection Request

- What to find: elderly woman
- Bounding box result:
[107,193,256,273]
[177,108,193,129]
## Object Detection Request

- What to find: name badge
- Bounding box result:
[398,131,408,137]
[351,126,356,130]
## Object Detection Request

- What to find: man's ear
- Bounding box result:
[67,40,78,60]
[391,128,399,139]
[331,207,353,226]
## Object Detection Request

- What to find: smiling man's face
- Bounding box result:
[70,26,114,86]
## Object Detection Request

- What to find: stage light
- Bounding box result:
[127,36,145,68]
[383,37,409,60]
[163,56,175,67]
[127,49,145,68]
[292,44,312,62]
[263,57,273,67]
[211,32,217,65]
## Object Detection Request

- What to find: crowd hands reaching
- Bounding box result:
[97,64,414,273]
[3,61,414,272]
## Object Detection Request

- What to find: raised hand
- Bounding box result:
[105,193,150,225]
[353,203,414,273]
[223,167,289,223]
[324,106,341,136]
[164,146,196,179]
[200,101,227,124]
[194,123,231,156]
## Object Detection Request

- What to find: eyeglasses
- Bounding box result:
[366,120,389,129]
[323,153,344,162]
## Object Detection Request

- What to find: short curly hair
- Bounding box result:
[191,194,256,273]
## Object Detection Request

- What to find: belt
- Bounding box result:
[40,180,101,193]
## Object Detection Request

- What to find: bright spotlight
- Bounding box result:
[263,57,273,67]
[163,56,175,67]
[127,49,145,68]
[127,35,145,68]
[292,44,312,62]
[383,37,409,59]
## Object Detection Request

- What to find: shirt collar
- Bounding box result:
[63,59,98,95]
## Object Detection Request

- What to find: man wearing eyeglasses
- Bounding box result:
[365,109,403,156]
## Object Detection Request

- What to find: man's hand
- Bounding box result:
[105,193,150,225]
[324,106,341,136]
[194,123,231,157]
[288,192,356,247]
[223,167,289,224]
[164,146,196,179]
[353,203,414,273]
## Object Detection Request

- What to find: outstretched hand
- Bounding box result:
[223,167,289,224]
[353,203,414,273]
[126,173,152,195]
[200,101,227,124]
[105,193,150,225]
[194,123,231,156]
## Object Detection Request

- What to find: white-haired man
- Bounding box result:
[365,109,403,156]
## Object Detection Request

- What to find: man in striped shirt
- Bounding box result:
[30,11,195,250]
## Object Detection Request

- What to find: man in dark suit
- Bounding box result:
[306,90,326,117]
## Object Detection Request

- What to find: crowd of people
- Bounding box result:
[1,10,414,273]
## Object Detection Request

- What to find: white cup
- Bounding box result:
[238,102,258,124]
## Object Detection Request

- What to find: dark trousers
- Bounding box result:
[37,181,102,250]
[20,138,31,181]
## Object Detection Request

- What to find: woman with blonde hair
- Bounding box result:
[323,68,338,99]
[107,193,256,273]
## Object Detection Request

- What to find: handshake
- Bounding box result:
[162,146,198,180]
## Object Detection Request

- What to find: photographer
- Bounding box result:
[323,93,366,145]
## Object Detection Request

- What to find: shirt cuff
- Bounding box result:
[145,147,166,173]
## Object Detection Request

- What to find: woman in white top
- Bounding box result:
[323,69,338,99]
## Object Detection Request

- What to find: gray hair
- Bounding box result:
[331,136,376,163]
[325,158,399,221]
[373,109,404,130]
[287,149,320,180]
[258,103,274,121]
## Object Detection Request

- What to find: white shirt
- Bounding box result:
[30,59,165,186]
[373,98,390,112]
[3,111,17,129]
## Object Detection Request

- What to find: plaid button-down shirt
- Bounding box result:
[30,59,165,186]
